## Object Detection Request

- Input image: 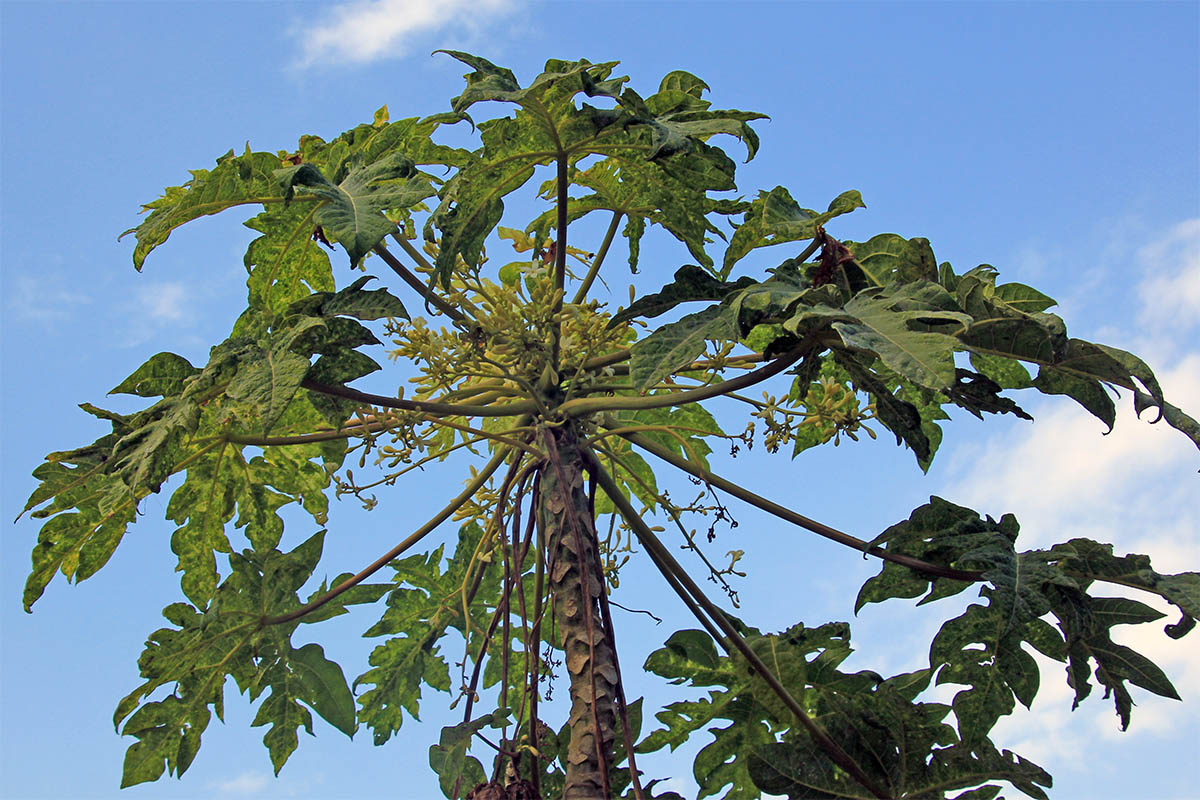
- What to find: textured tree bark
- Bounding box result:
[539,425,618,799]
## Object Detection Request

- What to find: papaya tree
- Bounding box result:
[18,52,1200,800]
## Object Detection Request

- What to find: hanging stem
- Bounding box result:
[508,474,535,769]
[455,588,513,800]
[591,440,742,604]
[461,452,529,646]
[527,474,545,799]
[621,430,982,582]
[589,449,725,647]
[554,155,569,303]
[548,152,570,373]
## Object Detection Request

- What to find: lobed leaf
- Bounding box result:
[276,154,435,268]
[116,532,364,784]
[859,500,1191,736]
[835,285,970,392]
[356,524,504,745]
[242,203,336,316]
[724,188,864,273]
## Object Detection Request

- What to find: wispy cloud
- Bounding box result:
[294,0,519,68]
[118,281,195,346]
[7,273,90,321]
[214,769,271,796]
[1137,217,1200,335]
[135,281,189,322]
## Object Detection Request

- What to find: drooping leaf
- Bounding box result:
[958,315,1176,437]
[1031,367,1116,430]
[356,524,503,745]
[969,351,1033,390]
[1135,392,1200,464]
[116,532,368,784]
[860,500,1190,735]
[835,353,933,467]
[122,146,289,270]
[609,264,755,327]
[428,715,495,798]
[243,203,337,316]
[287,643,357,736]
[948,369,1033,421]
[108,395,202,494]
[1041,538,1199,637]
[23,469,137,610]
[642,622,1050,800]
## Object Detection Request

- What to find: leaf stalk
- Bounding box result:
[262,447,510,626]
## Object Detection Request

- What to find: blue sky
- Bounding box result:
[2,2,1198,799]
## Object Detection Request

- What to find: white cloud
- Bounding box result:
[7,273,90,320]
[117,281,195,346]
[294,0,519,68]
[1137,217,1200,333]
[136,281,189,322]
[214,769,271,795]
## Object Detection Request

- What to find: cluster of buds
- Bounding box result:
[751,376,878,454]
[798,376,878,447]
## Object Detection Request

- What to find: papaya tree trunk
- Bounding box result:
[539,424,618,799]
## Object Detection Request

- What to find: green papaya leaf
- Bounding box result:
[243,203,337,316]
[276,153,435,267]
[122,146,288,270]
[428,715,494,798]
[835,286,970,391]
[724,188,864,272]
[317,275,409,320]
[610,265,755,327]
[846,233,938,286]
[225,345,311,435]
[288,643,357,736]
[110,352,199,398]
[630,305,738,391]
